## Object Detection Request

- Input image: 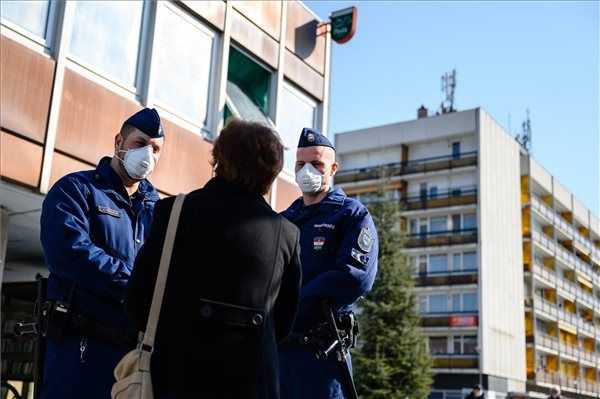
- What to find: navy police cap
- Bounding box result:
[123,108,164,139]
[297,127,334,150]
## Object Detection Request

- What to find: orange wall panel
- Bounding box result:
[230,8,279,69]
[0,131,43,187]
[285,1,325,75]
[275,177,300,212]
[180,0,226,31]
[55,68,141,165]
[0,34,55,143]
[149,119,213,195]
[48,151,95,189]
[231,1,281,40]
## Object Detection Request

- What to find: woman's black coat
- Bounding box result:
[126,177,302,398]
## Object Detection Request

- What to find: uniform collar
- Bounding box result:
[286,186,346,217]
[95,157,159,203]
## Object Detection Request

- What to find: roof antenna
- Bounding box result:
[440,69,457,114]
[516,109,532,152]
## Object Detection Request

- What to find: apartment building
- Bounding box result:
[335,107,600,399]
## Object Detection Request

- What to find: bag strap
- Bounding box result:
[141,193,186,351]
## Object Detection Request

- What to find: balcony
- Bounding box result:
[580,380,600,394]
[420,313,478,328]
[414,269,478,287]
[335,151,478,184]
[533,297,559,319]
[559,342,580,359]
[531,196,556,224]
[532,263,557,286]
[535,370,560,385]
[532,231,557,255]
[403,187,478,211]
[535,333,560,352]
[406,228,478,248]
[431,353,479,369]
[580,349,597,364]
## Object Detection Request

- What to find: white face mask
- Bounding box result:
[118,145,156,180]
[295,163,325,194]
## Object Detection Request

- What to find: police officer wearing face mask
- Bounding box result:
[39,108,164,399]
[279,128,379,399]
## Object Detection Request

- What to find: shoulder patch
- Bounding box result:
[351,248,370,266]
[357,226,373,252]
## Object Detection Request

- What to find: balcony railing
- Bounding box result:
[414,269,478,286]
[580,349,597,364]
[532,231,556,254]
[536,370,560,385]
[580,380,600,393]
[406,228,478,248]
[533,296,559,319]
[431,353,479,369]
[531,196,555,224]
[536,333,559,351]
[335,151,478,184]
[403,187,478,211]
[559,341,580,358]
[532,263,557,286]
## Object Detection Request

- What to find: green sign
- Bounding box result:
[330,7,356,44]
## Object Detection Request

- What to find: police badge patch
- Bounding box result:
[351,248,369,266]
[357,227,373,252]
[313,236,326,251]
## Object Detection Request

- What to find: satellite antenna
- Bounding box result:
[516,109,532,152]
[440,69,457,114]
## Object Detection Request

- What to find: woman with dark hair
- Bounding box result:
[125,118,302,398]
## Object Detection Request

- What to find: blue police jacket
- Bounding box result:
[40,156,159,330]
[282,187,378,331]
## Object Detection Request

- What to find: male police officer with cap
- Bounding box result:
[39,108,164,399]
[279,128,378,399]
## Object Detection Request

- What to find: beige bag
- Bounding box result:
[111,194,186,399]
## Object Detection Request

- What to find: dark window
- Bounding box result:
[452,142,461,159]
[430,186,438,198]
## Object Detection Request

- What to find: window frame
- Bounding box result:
[277,79,319,177]
[65,0,147,95]
[0,0,59,54]
[147,1,219,136]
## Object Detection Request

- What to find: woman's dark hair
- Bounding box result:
[211,118,284,195]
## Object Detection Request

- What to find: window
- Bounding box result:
[463,252,477,270]
[429,294,447,313]
[450,293,461,312]
[429,186,438,198]
[429,255,448,274]
[419,218,428,236]
[463,293,478,312]
[1,0,50,40]
[420,182,428,198]
[451,188,462,197]
[418,296,427,313]
[69,1,143,86]
[452,336,461,354]
[409,219,417,234]
[430,216,447,233]
[277,82,317,173]
[452,214,461,231]
[463,213,477,230]
[418,256,427,275]
[150,3,215,128]
[429,337,447,355]
[463,335,477,354]
[452,141,461,159]
[226,46,272,127]
[453,253,462,271]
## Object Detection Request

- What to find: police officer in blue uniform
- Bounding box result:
[279,128,378,399]
[39,108,164,399]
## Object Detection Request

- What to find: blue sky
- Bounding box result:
[306,1,599,215]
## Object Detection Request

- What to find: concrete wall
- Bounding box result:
[478,109,526,390]
[335,109,478,155]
